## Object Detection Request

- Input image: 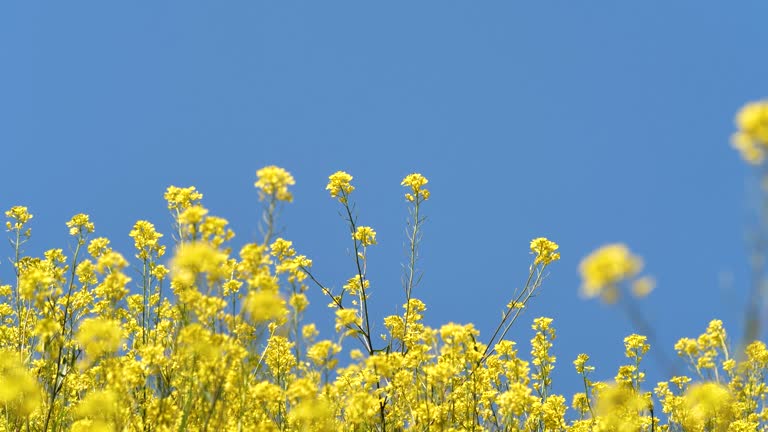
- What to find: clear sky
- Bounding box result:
[2,1,768,400]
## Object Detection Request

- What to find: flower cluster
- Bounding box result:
[0,157,763,432]
[732,100,768,164]
[325,171,354,202]
[530,237,561,266]
[579,243,653,303]
[401,173,430,202]
[255,165,296,202]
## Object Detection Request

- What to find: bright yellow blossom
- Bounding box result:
[353,226,377,246]
[401,173,430,201]
[335,308,361,333]
[128,220,165,260]
[530,237,560,265]
[326,171,354,201]
[163,185,203,211]
[87,237,112,258]
[66,213,95,237]
[5,205,33,233]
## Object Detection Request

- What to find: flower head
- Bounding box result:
[66,213,95,237]
[732,100,768,164]
[244,290,287,323]
[401,173,430,202]
[164,186,203,211]
[0,351,42,416]
[76,317,123,360]
[129,220,165,260]
[579,244,642,303]
[255,165,296,202]
[326,171,354,202]
[353,226,377,247]
[5,206,33,233]
[530,237,560,265]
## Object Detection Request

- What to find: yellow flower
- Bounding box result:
[302,323,319,341]
[326,171,354,202]
[74,389,118,418]
[87,237,112,258]
[270,238,296,261]
[343,275,369,295]
[737,101,768,142]
[401,173,430,201]
[66,213,95,237]
[5,205,33,233]
[178,204,208,226]
[0,351,42,417]
[307,340,341,368]
[129,220,165,260]
[573,353,594,375]
[623,334,650,359]
[732,101,768,165]
[579,243,642,302]
[335,308,361,333]
[170,241,228,285]
[682,382,734,431]
[353,226,377,247]
[244,290,287,323]
[594,384,648,431]
[163,185,203,211]
[255,165,296,202]
[530,237,560,265]
[76,317,122,360]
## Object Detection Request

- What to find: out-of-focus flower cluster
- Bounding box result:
[732,100,768,164]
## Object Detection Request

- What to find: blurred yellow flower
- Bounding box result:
[255,165,296,202]
[171,241,228,284]
[0,352,41,417]
[732,100,768,164]
[579,244,643,303]
[244,289,286,323]
[76,317,122,360]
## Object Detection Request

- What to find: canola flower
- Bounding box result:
[401,173,430,202]
[732,100,768,164]
[579,243,647,303]
[326,171,354,202]
[530,237,560,265]
[0,155,765,431]
[352,226,377,247]
[255,165,296,202]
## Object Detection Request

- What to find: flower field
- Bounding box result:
[1,104,768,431]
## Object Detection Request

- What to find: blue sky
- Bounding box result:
[2,1,768,399]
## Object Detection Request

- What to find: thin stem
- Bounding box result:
[342,198,375,355]
[401,197,423,354]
